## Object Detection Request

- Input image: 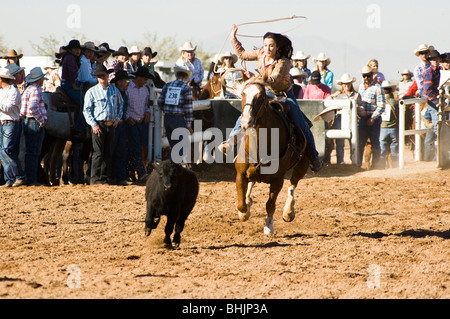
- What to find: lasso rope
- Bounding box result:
[215,15,308,72]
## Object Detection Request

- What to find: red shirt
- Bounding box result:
[303,83,331,100]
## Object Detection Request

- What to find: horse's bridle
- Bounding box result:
[242,83,269,127]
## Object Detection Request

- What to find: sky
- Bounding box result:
[1,0,448,88]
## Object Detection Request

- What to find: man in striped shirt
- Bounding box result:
[158,65,193,161]
[20,67,47,185]
[125,67,152,182]
[83,64,123,184]
[357,65,386,169]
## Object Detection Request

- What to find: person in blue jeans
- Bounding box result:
[220,25,322,172]
[20,67,48,185]
[379,81,399,168]
[0,67,26,187]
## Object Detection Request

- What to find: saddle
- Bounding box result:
[50,87,79,113]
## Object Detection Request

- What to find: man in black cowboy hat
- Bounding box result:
[83,64,124,184]
[111,70,133,185]
[124,66,153,183]
[141,46,165,88]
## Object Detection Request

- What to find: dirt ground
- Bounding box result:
[0,149,449,300]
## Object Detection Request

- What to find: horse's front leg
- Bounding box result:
[264,178,284,235]
[236,172,251,221]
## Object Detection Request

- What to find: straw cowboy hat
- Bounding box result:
[25,67,47,83]
[313,52,331,66]
[5,63,25,75]
[1,49,23,59]
[360,65,373,74]
[179,41,197,52]
[381,80,396,89]
[220,51,238,64]
[129,46,141,55]
[337,73,356,85]
[289,67,308,78]
[414,44,431,56]
[292,51,310,60]
[44,60,58,70]
[81,41,98,52]
[173,65,192,78]
[0,68,16,80]
[112,46,129,57]
[400,68,412,76]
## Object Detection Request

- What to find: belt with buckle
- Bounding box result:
[1,119,21,125]
[98,121,114,127]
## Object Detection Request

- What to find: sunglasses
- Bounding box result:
[418,51,429,55]
[362,74,372,78]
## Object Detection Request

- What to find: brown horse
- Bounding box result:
[199,68,250,100]
[233,79,310,235]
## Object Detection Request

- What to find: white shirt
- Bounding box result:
[0,84,22,121]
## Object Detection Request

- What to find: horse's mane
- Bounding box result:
[226,76,269,99]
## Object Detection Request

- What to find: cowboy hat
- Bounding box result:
[313,52,331,65]
[99,42,115,53]
[220,51,238,64]
[1,49,23,59]
[427,49,441,60]
[292,51,310,60]
[55,46,67,59]
[414,44,430,56]
[400,68,412,75]
[381,80,395,88]
[289,67,308,78]
[360,65,373,74]
[25,67,47,83]
[112,46,129,57]
[173,65,192,78]
[111,70,133,83]
[337,73,356,85]
[440,52,450,63]
[94,64,113,77]
[0,67,16,80]
[313,104,342,122]
[62,39,82,51]
[132,66,154,79]
[179,41,196,52]
[5,63,25,75]
[129,46,141,55]
[81,41,98,52]
[44,60,58,70]
[142,47,158,58]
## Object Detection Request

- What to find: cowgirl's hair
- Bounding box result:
[263,32,293,60]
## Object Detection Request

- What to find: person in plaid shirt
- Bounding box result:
[158,65,193,161]
[357,65,386,169]
[20,67,48,185]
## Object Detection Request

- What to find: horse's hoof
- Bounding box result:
[144,226,151,237]
[238,211,250,221]
[283,211,295,222]
[264,217,274,235]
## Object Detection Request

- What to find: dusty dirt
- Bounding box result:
[1,150,449,300]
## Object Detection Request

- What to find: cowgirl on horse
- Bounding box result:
[220,24,323,172]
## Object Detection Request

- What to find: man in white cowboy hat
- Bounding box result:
[357,65,386,169]
[83,64,123,185]
[5,62,26,93]
[380,80,399,168]
[77,41,99,93]
[398,68,414,99]
[20,67,48,185]
[292,51,311,86]
[413,44,432,97]
[176,41,204,88]
[0,67,26,187]
[157,65,193,162]
[313,52,333,90]
[289,67,308,99]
